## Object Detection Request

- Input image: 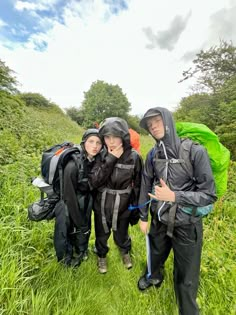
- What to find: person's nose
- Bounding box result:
[110,136,115,144]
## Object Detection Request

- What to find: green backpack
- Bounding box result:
[176,122,230,198]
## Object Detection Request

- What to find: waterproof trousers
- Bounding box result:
[53,200,71,261]
[148,219,203,315]
[94,212,131,257]
[54,200,91,262]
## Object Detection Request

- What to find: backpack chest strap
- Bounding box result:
[154,158,185,164]
[115,163,135,170]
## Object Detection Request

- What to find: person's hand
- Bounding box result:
[139,220,149,234]
[108,143,123,158]
[148,178,176,202]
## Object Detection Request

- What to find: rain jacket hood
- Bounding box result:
[99,117,131,148]
[81,128,102,144]
[80,128,103,157]
[140,107,181,159]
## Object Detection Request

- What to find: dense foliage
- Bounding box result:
[176,41,236,160]
[0,91,83,166]
[75,80,131,127]
[0,59,18,93]
[179,40,236,93]
[18,92,56,108]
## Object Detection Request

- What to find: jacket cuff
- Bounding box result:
[175,191,182,203]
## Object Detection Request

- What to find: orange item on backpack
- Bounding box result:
[129,128,141,153]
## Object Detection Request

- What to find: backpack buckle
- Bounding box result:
[169,158,179,164]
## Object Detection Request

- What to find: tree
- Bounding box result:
[174,93,219,131]
[179,40,236,93]
[126,114,142,133]
[214,75,236,104]
[80,80,131,128]
[0,59,18,93]
[18,92,53,107]
[66,106,84,125]
[215,101,236,160]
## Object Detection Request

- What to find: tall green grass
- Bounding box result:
[0,100,235,314]
[0,132,235,314]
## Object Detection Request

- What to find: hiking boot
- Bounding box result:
[122,253,132,269]
[59,255,73,267]
[138,275,162,291]
[97,257,107,274]
[70,257,82,268]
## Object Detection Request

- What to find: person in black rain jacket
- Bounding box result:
[89,117,143,274]
[54,129,103,267]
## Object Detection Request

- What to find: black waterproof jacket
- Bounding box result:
[139,107,217,225]
[89,118,143,227]
[63,153,95,228]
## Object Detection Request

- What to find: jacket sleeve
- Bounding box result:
[138,150,155,222]
[89,152,118,189]
[175,145,217,207]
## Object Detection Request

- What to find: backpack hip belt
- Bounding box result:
[98,187,132,233]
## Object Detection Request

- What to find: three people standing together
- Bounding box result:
[59,108,216,315]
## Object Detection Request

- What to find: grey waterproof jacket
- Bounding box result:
[139,107,217,225]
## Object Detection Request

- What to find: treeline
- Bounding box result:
[174,40,236,160]
[1,40,236,159]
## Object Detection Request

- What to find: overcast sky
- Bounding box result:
[0,0,236,115]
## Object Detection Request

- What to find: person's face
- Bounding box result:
[104,135,123,151]
[146,115,165,140]
[84,135,102,158]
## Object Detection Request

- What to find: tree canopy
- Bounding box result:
[179,40,236,93]
[18,92,53,107]
[176,41,236,160]
[0,59,18,93]
[78,80,132,128]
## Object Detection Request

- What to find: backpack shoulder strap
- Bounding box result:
[147,146,159,178]
[71,152,84,183]
[56,146,84,199]
[179,138,194,179]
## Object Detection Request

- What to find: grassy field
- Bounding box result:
[0,131,235,315]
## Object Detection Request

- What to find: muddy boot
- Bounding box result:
[97,257,107,274]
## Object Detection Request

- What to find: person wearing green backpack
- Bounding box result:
[137,107,217,315]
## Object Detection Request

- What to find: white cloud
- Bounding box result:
[1,0,236,115]
[0,18,7,27]
[15,0,47,11]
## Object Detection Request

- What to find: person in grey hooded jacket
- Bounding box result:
[137,107,217,315]
[89,117,143,274]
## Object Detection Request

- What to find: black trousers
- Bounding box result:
[54,200,91,262]
[148,219,203,315]
[94,212,131,258]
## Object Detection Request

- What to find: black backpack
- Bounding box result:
[28,142,84,221]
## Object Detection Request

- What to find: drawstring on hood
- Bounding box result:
[140,107,181,221]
